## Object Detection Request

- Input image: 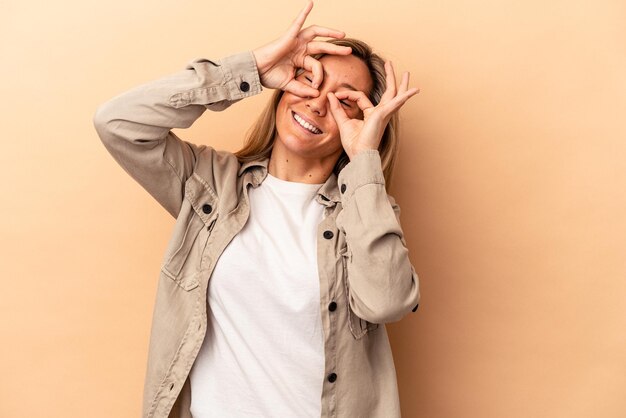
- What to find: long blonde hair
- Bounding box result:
[234,38,400,190]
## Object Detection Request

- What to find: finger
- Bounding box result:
[383,87,420,113]
[286,0,314,38]
[397,87,420,103]
[283,78,320,98]
[333,90,375,112]
[300,24,346,41]
[379,61,397,103]
[306,41,352,56]
[303,55,323,89]
[397,71,410,95]
[327,92,350,125]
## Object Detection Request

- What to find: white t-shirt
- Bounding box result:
[189,172,326,417]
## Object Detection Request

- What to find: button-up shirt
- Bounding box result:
[93,50,420,418]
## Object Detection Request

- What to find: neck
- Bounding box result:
[268,141,341,184]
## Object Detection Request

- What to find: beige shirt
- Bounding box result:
[93,50,421,418]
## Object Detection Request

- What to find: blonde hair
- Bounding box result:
[234,38,401,190]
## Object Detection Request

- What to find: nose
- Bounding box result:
[305,93,328,117]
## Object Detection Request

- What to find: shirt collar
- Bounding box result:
[238,156,341,207]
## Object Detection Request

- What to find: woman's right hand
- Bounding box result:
[252,0,352,98]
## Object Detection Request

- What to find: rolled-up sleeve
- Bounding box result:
[335,149,421,323]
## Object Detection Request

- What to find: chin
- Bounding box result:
[277,132,321,158]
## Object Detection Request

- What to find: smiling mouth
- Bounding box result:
[292,111,323,135]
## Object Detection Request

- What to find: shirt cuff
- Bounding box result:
[213,50,263,100]
[169,51,262,108]
[336,149,386,206]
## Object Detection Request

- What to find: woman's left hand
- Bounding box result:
[327,61,420,160]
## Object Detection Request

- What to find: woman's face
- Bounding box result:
[274,54,373,162]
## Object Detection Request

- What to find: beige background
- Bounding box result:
[2,0,625,417]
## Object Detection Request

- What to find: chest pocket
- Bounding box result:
[340,243,379,339]
[161,173,218,291]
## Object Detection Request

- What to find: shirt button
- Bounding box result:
[412,303,419,312]
[340,184,346,193]
[328,301,337,311]
[323,230,334,239]
[240,81,250,92]
[327,372,337,383]
[202,204,212,214]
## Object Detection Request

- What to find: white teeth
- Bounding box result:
[293,112,322,134]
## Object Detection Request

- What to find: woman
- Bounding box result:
[93,2,420,417]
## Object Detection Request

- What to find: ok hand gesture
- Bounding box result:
[327,61,420,160]
[252,1,352,97]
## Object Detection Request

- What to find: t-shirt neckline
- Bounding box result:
[264,172,324,194]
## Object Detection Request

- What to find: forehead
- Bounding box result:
[317,54,373,95]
